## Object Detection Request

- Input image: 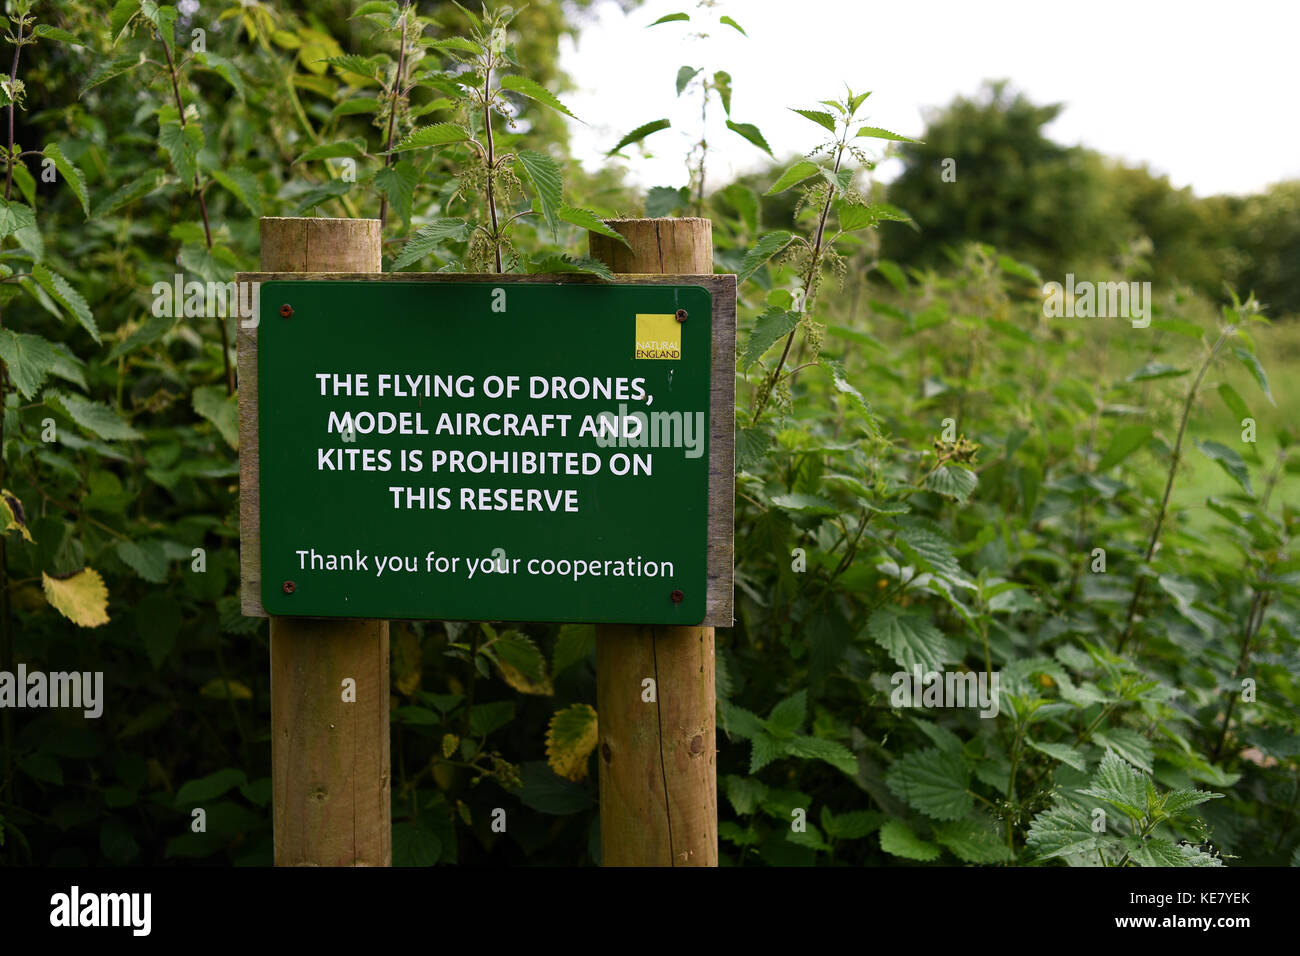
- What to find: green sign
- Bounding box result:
[255,279,714,625]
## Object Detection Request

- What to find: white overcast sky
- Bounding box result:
[558,0,1300,197]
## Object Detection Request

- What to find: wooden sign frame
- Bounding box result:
[235,271,736,627]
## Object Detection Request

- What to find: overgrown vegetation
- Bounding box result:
[0,1,1295,867]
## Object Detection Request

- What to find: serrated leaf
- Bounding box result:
[856,126,919,143]
[546,703,598,782]
[1026,738,1088,772]
[786,735,856,775]
[79,54,142,97]
[741,307,799,370]
[174,768,246,806]
[1080,750,1148,818]
[198,51,245,100]
[0,198,36,240]
[552,623,595,677]
[42,569,110,628]
[499,75,577,120]
[738,230,794,282]
[726,120,773,156]
[492,630,552,695]
[1026,803,1104,861]
[790,108,836,133]
[723,774,766,816]
[823,809,883,839]
[886,748,972,821]
[1126,361,1188,382]
[1091,729,1154,774]
[517,149,563,239]
[45,390,141,441]
[925,465,977,502]
[766,160,822,196]
[31,264,99,342]
[765,690,806,737]
[116,539,168,583]
[558,206,631,247]
[1233,345,1274,405]
[878,819,941,861]
[42,144,89,217]
[527,254,614,282]
[606,119,671,155]
[210,167,262,218]
[896,524,962,580]
[769,492,837,515]
[867,606,956,674]
[0,328,58,399]
[718,699,765,740]
[295,139,367,163]
[390,219,469,269]
[934,816,1015,863]
[388,123,472,153]
[645,185,689,218]
[374,160,419,224]
[1217,382,1251,422]
[649,13,690,25]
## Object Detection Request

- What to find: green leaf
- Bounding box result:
[742,308,799,370]
[33,25,85,46]
[766,160,822,196]
[79,54,142,97]
[867,605,956,674]
[374,160,419,224]
[197,52,245,101]
[516,762,593,815]
[0,198,36,240]
[468,700,515,736]
[726,120,773,156]
[557,206,631,247]
[718,700,765,741]
[390,219,469,270]
[392,821,442,867]
[526,254,614,282]
[723,774,766,816]
[517,149,563,239]
[388,123,472,153]
[825,359,876,427]
[856,126,920,143]
[0,329,58,399]
[210,167,262,218]
[645,185,689,218]
[295,139,367,163]
[193,385,238,450]
[878,819,941,861]
[769,492,838,516]
[1026,738,1088,772]
[823,809,883,839]
[109,0,138,45]
[1126,361,1188,382]
[790,108,836,133]
[116,539,168,584]
[1124,837,1222,867]
[552,623,595,677]
[32,264,99,343]
[934,816,1015,863]
[765,690,806,737]
[1026,803,1104,861]
[1195,439,1253,495]
[1096,424,1153,470]
[738,230,794,283]
[896,524,963,580]
[713,71,732,115]
[158,120,202,183]
[719,15,746,34]
[1091,729,1154,774]
[498,75,578,120]
[45,390,141,441]
[175,768,246,807]
[785,736,856,775]
[606,119,671,155]
[1158,787,1222,818]
[649,13,690,25]
[1217,383,1251,422]
[675,66,700,96]
[925,465,977,503]
[41,144,89,217]
[1233,345,1274,405]
[1080,750,1148,819]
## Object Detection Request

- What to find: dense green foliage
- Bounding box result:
[0,1,1295,868]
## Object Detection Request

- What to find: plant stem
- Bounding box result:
[378,6,409,229]
[482,60,502,273]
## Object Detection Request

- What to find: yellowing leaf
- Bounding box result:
[546,703,598,782]
[442,733,459,759]
[199,678,252,700]
[42,568,109,627]
[1,489,33,542]
[493,630,554,695]
[391,623,422,696]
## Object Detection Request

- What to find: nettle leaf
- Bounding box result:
[79,54,142,97]
[388,123,472,153]
[769,492,837,516]
[606,119,671,156]
[766,160,822,196]
[558,206,631,247]
[1026,738,1088,772]
[748,732,783,774]
[1217,382,1251,422]
[738,230,794,283]
[498,75,578,120]
[1195,439,1253,495]
[0,329,58,399]
[934,816,1014,864]
[1124,837,1223,868]
[390,219,469,270]
[45,390,141,441]
[649,13,690,25]
[210,167,262,218]
[878,819,941,861]
[158,120,203,183]
[1091,728,1154,774]
[1233,345,1274,405]
[546,703,598,782]
[645,185,689,218]
[517,149,563,239]
[726,120,773,157]
[765,690,806,737]
[1080,750,1149,819]
[32,264,99,343]
[374,160,419,224]
[713,71,732,115]
[867,605,957,673]
[116,539,168,583]
[198,51,245,100]
[925,465,977,503]
[527,254,613,282]
[785,736,856,775]
[492,630,553,695]
[0,198,36,239]
[1126,361,1187,382]
[825,360,876,429]
[823,809,883,839]
[1158,787,1222,819]
[1097,424,1152,470]
[896,523,963,580]
[675,66,700,96]
[1026,803,1104,862]
[718,699,764,740]
[42,569,110,628]
[193,385,238,450]
[295,139,368,163]
[719,15,746,35]
[856,126,920,143]
[41,144,89,217]
[790,108,836,133]
[742,307,799,370]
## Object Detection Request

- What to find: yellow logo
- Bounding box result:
[635,313,681,360]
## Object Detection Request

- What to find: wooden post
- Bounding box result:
[589,218,720,866]
[251,217,391,866]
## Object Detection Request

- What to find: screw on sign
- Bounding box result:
[279,303,293,318]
